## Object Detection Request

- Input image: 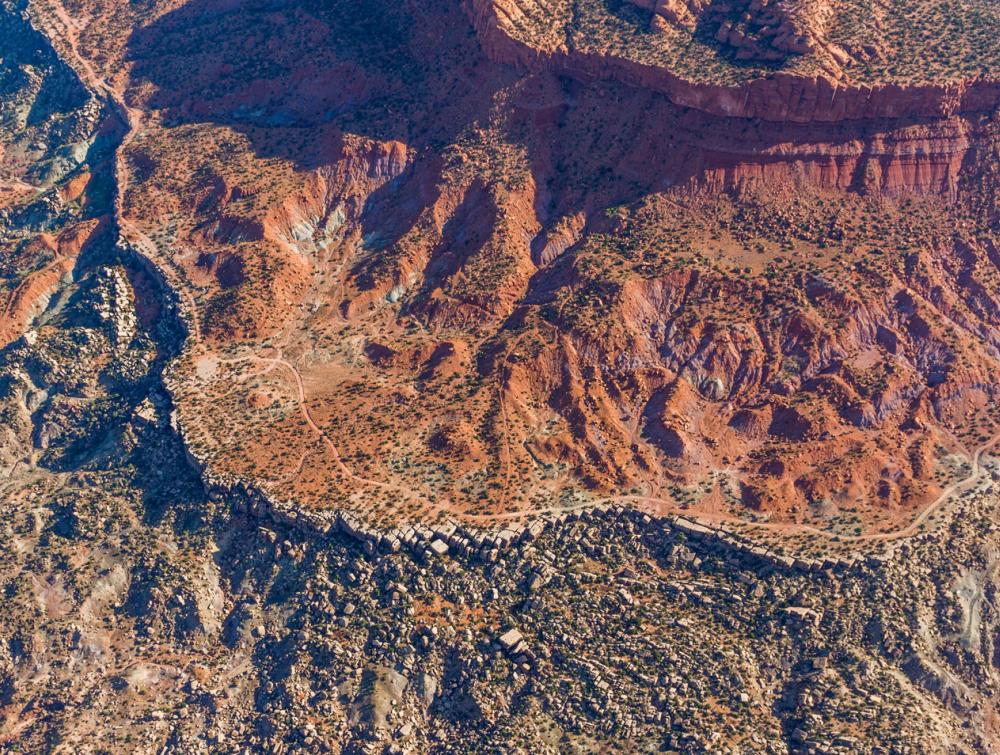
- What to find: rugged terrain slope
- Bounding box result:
[4,0,1000,538]
[4,0,1000,750]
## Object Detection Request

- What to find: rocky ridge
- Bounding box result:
[466,0,1000,122]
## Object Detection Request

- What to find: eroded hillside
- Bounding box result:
[10,0,1000,534]
[5,0,1000,751]
[20,0,1000,534]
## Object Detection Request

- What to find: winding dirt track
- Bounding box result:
[467,433,1000,543]
[262,353,428,501]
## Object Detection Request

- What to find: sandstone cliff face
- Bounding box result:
[466,0,1000,123]
[626,105,988,197]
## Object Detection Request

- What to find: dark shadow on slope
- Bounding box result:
[125,0,513,169]
[125,0,947,340]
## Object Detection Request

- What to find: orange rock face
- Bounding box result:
[26,0,1000,532]
[0,219,106,349]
